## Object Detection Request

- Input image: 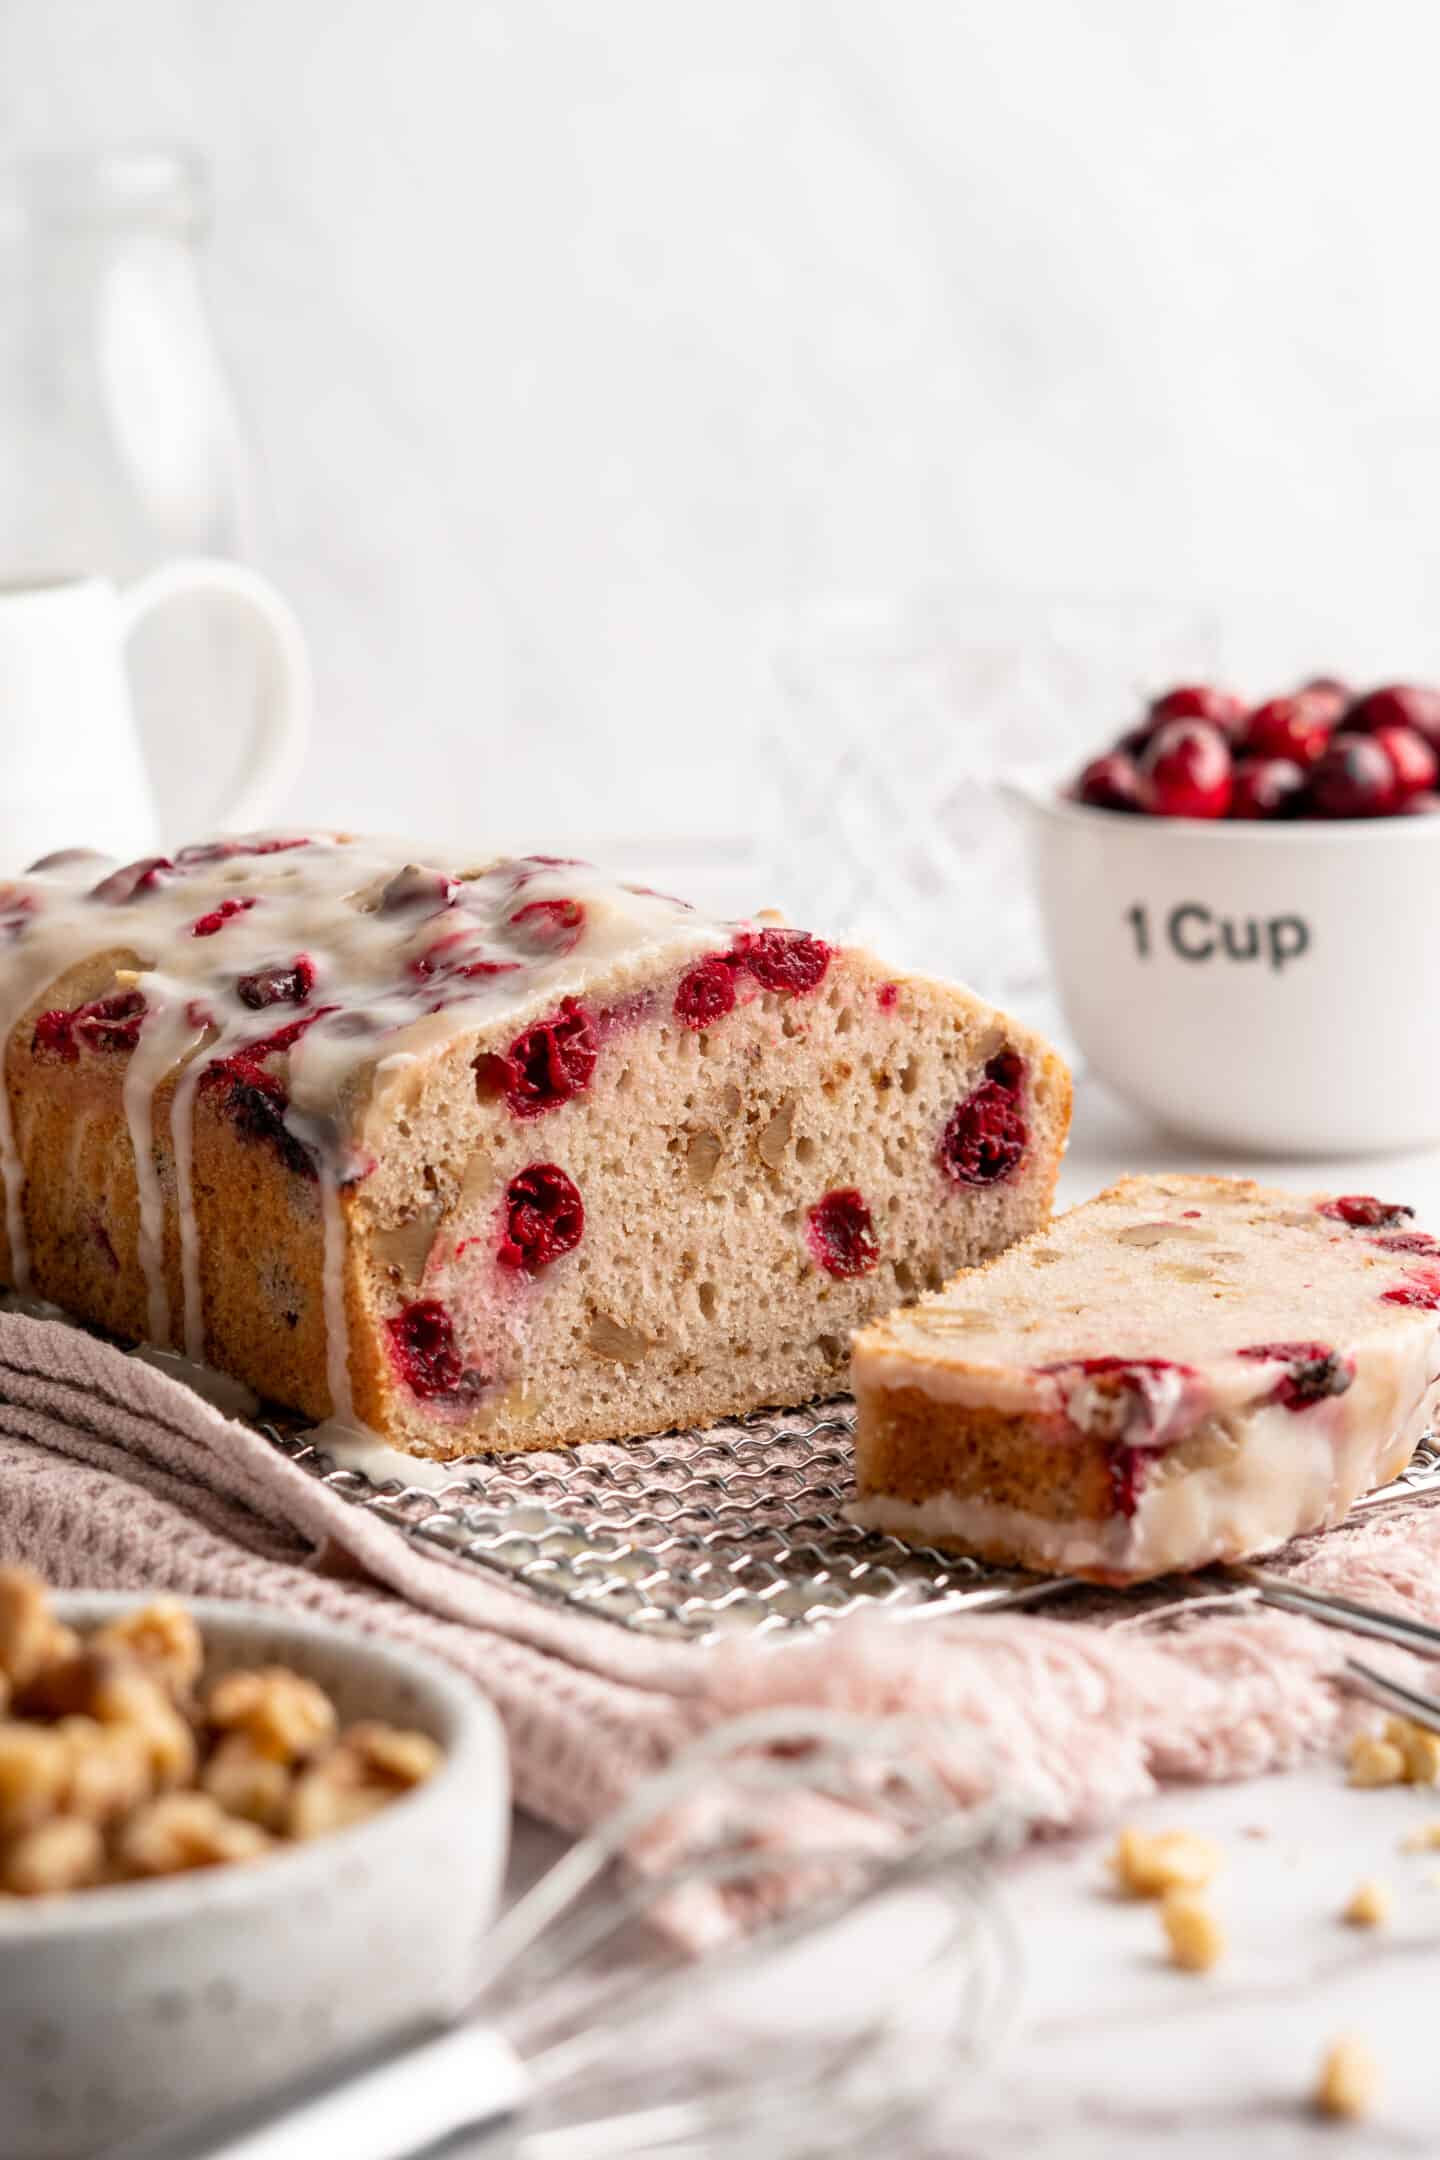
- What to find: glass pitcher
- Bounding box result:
[0,146,282,836]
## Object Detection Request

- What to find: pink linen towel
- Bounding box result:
[1,1305,1436,1859]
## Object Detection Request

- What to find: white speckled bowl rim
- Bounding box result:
[0,1593,507,1939]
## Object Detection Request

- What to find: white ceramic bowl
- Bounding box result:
[1008,772,1440,1155]
[0,1595,509,2160]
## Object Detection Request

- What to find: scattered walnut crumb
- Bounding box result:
[1347,1732,1407,1788]
[1401,1819,1440,1853]
[1316,2035,1380,2121]
[1160,1888,1226,1971]
[1384,1715,1440,1787]
[1109,1826,1222,1898]
[1342,1877,1391,1928]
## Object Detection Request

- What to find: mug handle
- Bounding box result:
[118,557,312,834]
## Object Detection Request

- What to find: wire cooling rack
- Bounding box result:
[261,1406,1440,1649]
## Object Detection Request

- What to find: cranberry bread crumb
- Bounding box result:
[0,836,1070,1457]
[850,1176,1440,1583]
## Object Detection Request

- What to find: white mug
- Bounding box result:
[0,563,310,872]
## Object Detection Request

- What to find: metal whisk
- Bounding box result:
[108,1709,1021,2160]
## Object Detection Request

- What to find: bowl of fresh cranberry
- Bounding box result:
[1007,680,1440,1154]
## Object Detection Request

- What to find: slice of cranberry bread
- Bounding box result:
[850,1176,1440,1583]
[0,835,1070,1457]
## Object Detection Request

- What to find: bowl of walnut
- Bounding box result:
[0,1571,509,2160]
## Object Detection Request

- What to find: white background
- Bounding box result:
[6,1,1440,875]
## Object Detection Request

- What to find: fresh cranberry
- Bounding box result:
[508,898,585,957]
[735,927,832,995]
[1309,732,1399,817]
[236,955,316,1010]
[1240,695,1333,768]
[1041,1354,1190,1387]
[191,895,258,938]
[1296,677,1352,724]
[1146,685,1248,738]
[594,988,657,1040]
[1073,751,1144,812]
[217,1067,316,1178]
[1037,1356,1194,1507]
[1320,1195,1414,1229]
[1370,722,1438,801]
[497,1163,585,1272]
[939,1052,1028,1186]
[876,983,899,1012]
[228,1012,331,1067]
[379,865,459,915]
[31,1010,75,1060]
[88,856,173,904]
[1036,1347,1191,1486]
[1139,720,1233,818]
[805,1188,879,1278]
[1229,757,1308,820]
[175,837,311,865]
[1236,1340,1354,1411]
[1105,1444,1145,1519]
[674,955,739,1027]
[32,990,147,1062]
[1402,791,1440,816]
[411,930,521,983]
[1382,1271,1440,1311]
[385,1298,489,1402]
[1374,1231,1440,1256]
[197,1009,333,1179]
[486,999,598,1118]
[1345,685,1440,751]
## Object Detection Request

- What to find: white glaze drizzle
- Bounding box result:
[171,1054,207,1361]
[120,990,208,1344]
[317,1161,355,1425]
[0,835,725,1412]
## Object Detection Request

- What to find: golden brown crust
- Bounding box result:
[3,988,362,1424]
[853,1384,1113,1520]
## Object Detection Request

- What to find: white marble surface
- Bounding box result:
[492,1085,1440,2157]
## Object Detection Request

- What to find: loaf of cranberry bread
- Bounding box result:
[0,836,1070,1458]
[850,1176,1440,1583]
